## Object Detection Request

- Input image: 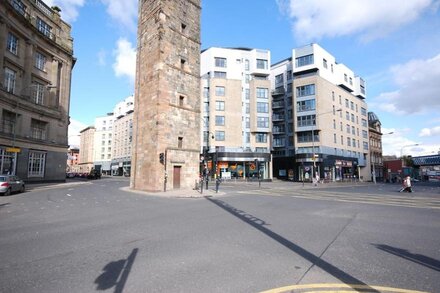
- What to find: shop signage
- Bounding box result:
[6,147,21,153]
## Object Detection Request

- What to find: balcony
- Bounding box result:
[271,88,285,97]
[272,114,285,122]
[272,100,285,109]
[272,127,285,134]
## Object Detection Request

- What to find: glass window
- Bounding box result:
[36,17,52,38]
[347,137,351,146]
[28,151,46,177]
[256,59,268,69]
[214,71,226,78]
[31,119,47,140]
[4,67,16,94]
[361,107,367,116]
[203,102,209,113]
[245,88,250,100]
[275,74,283,84]
[32,82,45,105]
[214,57,227,68]
[7,33,18,55]
[256,133,267,143]
[297,99,315,112]
[345,99,349,108]
[346,124,350,134]
[215,116,225,126]
[245,74,250,83]
[245,132,250,143]
[244,59,250,71]
[323,58,327,68]
[257,117,269,128]
[363,142,369,150]
[256,88,268,99]
[296,84,315,97]
[297,115,316,127]
[215,86,225,96]
[215,101,225,111]
[362,130,368,139]
[35,52,46,71]
[215,131,225,141]
[257,102,269,113]
[362,119,367,127]
[295,54,314,67]
[246,103,250,114]
[245,117,250,128]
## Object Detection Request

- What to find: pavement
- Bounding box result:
[24,176,440,197]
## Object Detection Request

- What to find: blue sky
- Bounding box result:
[47,0,440,157]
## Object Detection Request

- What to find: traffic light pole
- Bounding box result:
[163,150,167,192]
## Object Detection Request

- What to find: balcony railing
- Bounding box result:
[272,114,285,121]
[272,101,285,109]
[271,88,285,96]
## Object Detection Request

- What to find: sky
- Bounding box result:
[46,0,440,157]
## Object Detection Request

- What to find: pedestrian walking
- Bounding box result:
[399,176,413,193]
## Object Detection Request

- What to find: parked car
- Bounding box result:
[0,175,25,196]
[66,172,75,178]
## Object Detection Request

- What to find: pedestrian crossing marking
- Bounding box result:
[237,189,440,210]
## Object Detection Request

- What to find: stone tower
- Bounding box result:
[131,0,201,192]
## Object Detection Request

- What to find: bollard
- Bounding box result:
[206,177,209,190]
[216,177,220,193]
[200,178,203,194]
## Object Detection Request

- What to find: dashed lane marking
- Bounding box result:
[260,283,428,293]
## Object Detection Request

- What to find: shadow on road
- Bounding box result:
[205,196,378,292]
[373,244,440,272]
[95,248,138,292]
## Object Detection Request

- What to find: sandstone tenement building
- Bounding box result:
[0,0,74,182]
[131,0,201,191]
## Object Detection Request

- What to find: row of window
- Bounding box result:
[1,114,48,141]
[214,57,268,70]
[7,32,48,71]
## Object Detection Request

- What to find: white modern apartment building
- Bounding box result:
[271,43,370,181]
[111,95,134,176]
[93,113,114,174]
[200,47,272,180]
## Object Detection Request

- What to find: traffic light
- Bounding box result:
[159,152,165,164]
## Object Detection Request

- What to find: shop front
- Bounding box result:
[296,153,358,182]
[204,151,271,180]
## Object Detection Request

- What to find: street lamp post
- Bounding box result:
[400,143,419,167]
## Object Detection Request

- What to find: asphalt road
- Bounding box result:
[0,178,439,293]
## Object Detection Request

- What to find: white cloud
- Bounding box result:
[68,119,87,147]
[113,38,137,83]
[277,0,437,42]
[44,0,85,23]
[100,0,138,32]
[419,126,440,137]
[373,54,440,114]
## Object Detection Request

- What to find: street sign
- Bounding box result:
[6,147,21,153]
